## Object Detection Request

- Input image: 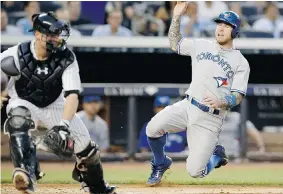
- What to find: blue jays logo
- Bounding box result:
[224,13,231,18]
[214,77,228,88]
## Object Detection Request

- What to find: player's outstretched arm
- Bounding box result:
[168,2,189,52]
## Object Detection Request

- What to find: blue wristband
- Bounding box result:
[224,94,237,109]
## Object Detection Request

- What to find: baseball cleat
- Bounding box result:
[12,168,35,194]
[81,181,117,194]
[213,145,229,168]
[146,156,172,186]
[104,185,117,194]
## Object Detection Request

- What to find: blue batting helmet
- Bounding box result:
[214,11,241,39]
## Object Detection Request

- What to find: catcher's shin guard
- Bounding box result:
[4,106,44,191]
[72,141,115,193]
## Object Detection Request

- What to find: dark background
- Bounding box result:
[76,51,283,84]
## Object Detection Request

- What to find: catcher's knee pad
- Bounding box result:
[75,141,101,170]
[72,141,106,193]
[4,106,38,177]
[4,106,35,135]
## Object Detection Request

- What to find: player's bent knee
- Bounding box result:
[4,106,35,135]
[186,163,204,178]
[146,119,164,138]
[145,122,155,138]
[75,141,100,170]
[4,106,40,178]
[73,141,107,193]
[73,140,101,182]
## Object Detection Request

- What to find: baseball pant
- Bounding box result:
[146,97,224,178]
[6,97,91,153]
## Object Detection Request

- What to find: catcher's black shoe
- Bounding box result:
[104,185,117,194]
[12,168,36,194]
[214,145,229,168]
[81,181,117,194]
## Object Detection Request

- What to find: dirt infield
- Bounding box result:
[2,184,283,194]
[2,162,283,194]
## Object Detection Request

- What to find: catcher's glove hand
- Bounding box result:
[43,125,75,158]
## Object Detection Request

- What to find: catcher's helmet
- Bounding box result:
[214,11,241,39]
[29,12,70,52]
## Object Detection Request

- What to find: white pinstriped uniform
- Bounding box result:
[146,38,250,177]
[1,40,91,153]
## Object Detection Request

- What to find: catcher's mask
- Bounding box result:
[29,11,71,53]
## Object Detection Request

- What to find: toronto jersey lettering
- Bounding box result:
[196,52,234,78]
[177,38,250,101]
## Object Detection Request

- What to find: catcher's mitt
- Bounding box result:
[43,126,75,158]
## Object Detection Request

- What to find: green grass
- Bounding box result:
[1,162,283,186]
[103,166,283,186]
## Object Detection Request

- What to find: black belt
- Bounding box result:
[186,95,220,115]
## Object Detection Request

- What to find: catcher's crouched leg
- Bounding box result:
[4,106,45,193]
[72,141,117,194]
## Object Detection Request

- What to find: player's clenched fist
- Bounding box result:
[173,1,189,16]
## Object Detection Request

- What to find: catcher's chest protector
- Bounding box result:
[16,41,74,108]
